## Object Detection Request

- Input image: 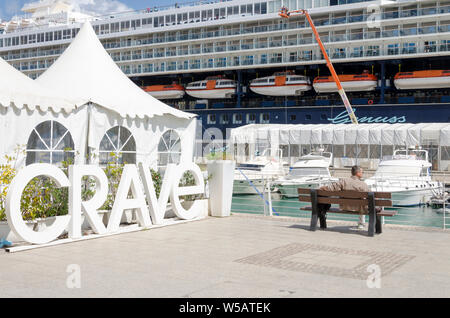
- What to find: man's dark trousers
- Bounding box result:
[317,203,331,229]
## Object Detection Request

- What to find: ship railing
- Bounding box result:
[4,3,450,35]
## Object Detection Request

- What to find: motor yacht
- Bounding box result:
[365,148,442,206]
[274,151,338,198]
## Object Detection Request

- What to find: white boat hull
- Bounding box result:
[233,179,267,195]
[368,184,440,206]
[275,179,337,198]
[313,80,377,93]
[394,76,450,90]
[390,188,436,206]
[147,90,185,99]
[249,84,311,96]
[186,88,235,99]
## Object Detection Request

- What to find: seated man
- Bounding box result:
[318,165,369,230]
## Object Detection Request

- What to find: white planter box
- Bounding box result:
[207,160,235,217]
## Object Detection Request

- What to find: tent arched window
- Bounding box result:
[158,129,181,167]
[26,120,75,165]
[99,126,136,164]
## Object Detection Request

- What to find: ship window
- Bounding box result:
[45,32,53,42]
[62,30,71,39]
[247,114,256,123]
[37,33,45,43]
[233,114,243,124]
[260,113,270,123]
[255,3,261,14]
[99,126,136,165]
[261,2,267,14]
[221,114,229,124]
[26,120,75,166]
[290,115,296,121]
[121,21,130,31]
[54,31,62,41]
[207,114,216,124]
[269,78,275,83]
[142,18,152,27]
[305,114,312,120]
[111,22,120,32]
[158,130,182,167]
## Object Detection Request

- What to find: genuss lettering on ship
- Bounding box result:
[328,109,407,124]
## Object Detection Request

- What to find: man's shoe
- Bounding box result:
[357,223,365,230]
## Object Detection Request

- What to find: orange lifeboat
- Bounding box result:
[186,76,236,99]
[249,71,311,96]
[313,72,378,93]
[142,83,185,99]
[394,70,450,90]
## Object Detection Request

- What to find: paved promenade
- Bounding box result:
[0,214,449,297]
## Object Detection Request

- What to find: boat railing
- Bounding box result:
[369,174,435,188]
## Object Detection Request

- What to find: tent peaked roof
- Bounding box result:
[0,57,78,113]
[37,22,193,120]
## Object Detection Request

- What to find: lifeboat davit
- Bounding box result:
[249,71,311,96]
[186,76,236,99]
[313,72,378,93]
[394,70,450,90]
[142,83,185,99]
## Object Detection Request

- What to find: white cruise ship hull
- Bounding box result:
[313,80,378,93]
[250,84,311,96]
[186,88,235,99]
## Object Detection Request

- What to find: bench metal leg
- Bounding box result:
[310,189,318,231]
[368,192,375,237]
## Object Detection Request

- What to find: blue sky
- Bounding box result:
[0,0,180,21]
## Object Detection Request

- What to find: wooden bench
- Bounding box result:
[298,188,397,237]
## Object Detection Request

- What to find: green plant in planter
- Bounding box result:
[206,150,233,161]
[101,152,125,211]
[151,168,162,199]
[19,148,77,220]
[178,170,210,202]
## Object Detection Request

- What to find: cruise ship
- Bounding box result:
[1,0,450,135]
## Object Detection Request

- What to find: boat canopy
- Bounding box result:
[230,123,450,170]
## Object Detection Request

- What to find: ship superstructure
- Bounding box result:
[1,0,450,130]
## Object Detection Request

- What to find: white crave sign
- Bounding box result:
[5,162,205,245]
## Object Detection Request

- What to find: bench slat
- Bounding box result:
[297,188,391,199]
[298,195,393,207]
[300,206,397,216]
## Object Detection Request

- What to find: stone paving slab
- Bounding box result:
[0,214,449,297]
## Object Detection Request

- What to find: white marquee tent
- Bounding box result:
[230,123,450,170]
[0,22,196,169]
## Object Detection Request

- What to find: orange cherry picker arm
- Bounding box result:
[279,7,358,124]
